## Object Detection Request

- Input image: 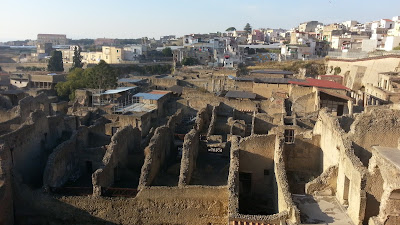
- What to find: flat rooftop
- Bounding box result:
[373,146,400,170]
[114,103,157,113]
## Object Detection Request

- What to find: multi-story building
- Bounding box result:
[298,21,323,32]
[37,34,67,45]
[123,45,148,61]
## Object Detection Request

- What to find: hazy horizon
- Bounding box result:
[1,0,400,42]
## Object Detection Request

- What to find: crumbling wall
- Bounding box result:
[195,105,211,132]
[349,108,400,166]
[274,136,300,224]
[0,111,50,187]
[313,109,344,170]
[104,112,152,137]
[0,142,13,225]
[253,113,275,134]
[15,184,229,225]
[227,135,299,224]
[239,135,276,196]
[178,128,200,186]
[306,165,338,196]
[292,92,316,116]
[43,131,79,188]
[283,134,321,173]
[92,126,140,195]
[166,108,183,132]
[138,126,174,189]
[283,134,322,194]
[367,147,400,225]
[207,105,217,136]
[336,146,368,225]
[314,109,368,225]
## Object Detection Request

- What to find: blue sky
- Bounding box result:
[1,0,400,41]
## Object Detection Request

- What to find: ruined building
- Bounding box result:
[1,64,400,225]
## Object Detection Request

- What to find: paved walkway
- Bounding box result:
[293,195,354,225]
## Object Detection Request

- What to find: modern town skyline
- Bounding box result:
[1,0,400,41]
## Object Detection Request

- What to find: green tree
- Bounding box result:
[181,57,199,66]
[55,68,88,100]
[47,50,64,72]
[244,23,252,34]
[86,60,119,90]
[334,66,341,75]
[71,46,83,70]
[162,47,173,57]
[226,27,236,32]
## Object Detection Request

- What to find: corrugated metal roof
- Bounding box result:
[225,90,256,99]
[118,78,144,83]
[134,92,165,100]
[102,87,136,95]
[289,78,350,90]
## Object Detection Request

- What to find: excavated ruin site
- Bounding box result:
[2,59,400,225]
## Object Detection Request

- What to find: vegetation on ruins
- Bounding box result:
[119,64,172,75]
[248,59,327,77]
[47,50,64,72]
[71,46,83,71]
[237,63,249,75]
[56,60,119,100]
[182,57,199,66]
[16,66,45,71]
[244,23,252,34]
[333,66,341,75]
[226,27,236,32]
[394,45,400,50]
[162,47,173,57]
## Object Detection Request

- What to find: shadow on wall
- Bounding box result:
[14,191,119,225]
[238,150,277,215]
[352,142,372,167]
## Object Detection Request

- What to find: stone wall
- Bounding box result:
[138,126,174,189]
[292,92,317,116]
[306,165,338,195]
[227,135,299,224]
[349,108,400,166]
[178,128,200,186]
[43,131,79,188]
[14,184,229,225]
[274,136,300,224]
[239,135,276,196]
[0,142,13,225]
[367,147,400,225]
[104,112,152,138]
[313,109,345,170]
[253,113,275,135]
[314,109,368,225]
[92,126,140,195]
[283,134,322,173]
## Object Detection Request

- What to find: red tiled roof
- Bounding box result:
[318,88,353,101]
[289,78,350,90]
[383,19,393,22]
